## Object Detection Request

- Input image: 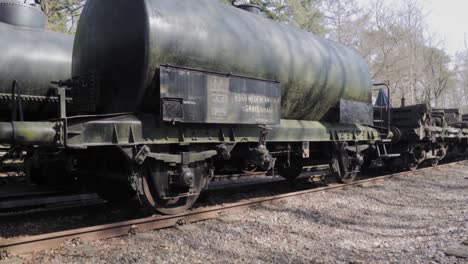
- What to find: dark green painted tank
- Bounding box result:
[73,0,372,120]
[0,1,73,118]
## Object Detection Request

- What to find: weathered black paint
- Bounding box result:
[73,0,372,121]
[323,100,373,125]
[433,108,461,125]
[375,104,430,128]
[160,65,281,125]
[0,0,46,29]
[0,19,73,117]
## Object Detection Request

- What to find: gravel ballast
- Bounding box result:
[14,162,468,263]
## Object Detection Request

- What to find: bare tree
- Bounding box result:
[40,0,85,33]
[321,0,363,45]
[420,44,455,107]
[397,0,426,105]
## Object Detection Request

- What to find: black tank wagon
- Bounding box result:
[72,0,372,123]
[0,0,73,119]
[1,0,466,215]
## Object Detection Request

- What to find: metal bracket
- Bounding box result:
[148,151,218,165]
[11,80,24,121]
[216,143,237,160]
[302,142,310,158]
[258,125,271,146]
[56,87,67,119]
[134,145,217,165]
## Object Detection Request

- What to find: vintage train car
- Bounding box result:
[373,104,468,170]
[1,0,467,215]
[5,0,467,216]
[0,0,393,214]
[0,0,73,174]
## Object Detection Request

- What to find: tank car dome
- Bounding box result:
[0,0,46,29]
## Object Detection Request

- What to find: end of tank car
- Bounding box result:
[0,0,465,215]
[0,0,73,175]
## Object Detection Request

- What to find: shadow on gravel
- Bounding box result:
[0,178,318,239]
[0,200,146,239]
[2,164,466,242]
[255,204,441,240]
[396,176,468,191]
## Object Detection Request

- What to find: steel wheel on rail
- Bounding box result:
[236,158,258,174]
[278,154,303,181]
[330,143,361,184]
[140,160,209,215]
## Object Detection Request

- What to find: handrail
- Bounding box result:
[373,83,391,137]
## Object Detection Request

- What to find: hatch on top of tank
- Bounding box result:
[232,0,263,15]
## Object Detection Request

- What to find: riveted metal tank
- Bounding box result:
[73,0,372,121]
[0,1,73,119]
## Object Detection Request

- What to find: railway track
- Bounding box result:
[0,194,106,221]
[0,193,102,211]
[0,183,104,217]
[0,162,462,257]
[0,165,329,216]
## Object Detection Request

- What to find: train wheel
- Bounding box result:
[236,159,258,174]
[278,155,303,181]
[330,144,360,184]
[141,160,209,215]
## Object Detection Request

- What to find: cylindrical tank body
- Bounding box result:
[0,2,73,119]
[0,0,46,29]
[73,0,372,120]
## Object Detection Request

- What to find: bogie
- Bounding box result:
[140,160,211,215]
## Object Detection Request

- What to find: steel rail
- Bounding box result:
[0,193,101,210]
[0,166,328,213]
[0,162,464,256]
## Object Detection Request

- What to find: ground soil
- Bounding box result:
[10,162,468,263]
